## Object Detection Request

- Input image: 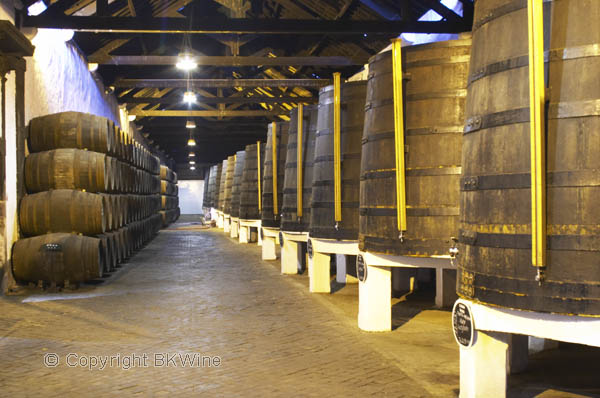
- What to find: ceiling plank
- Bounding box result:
[130,110,285,117]
[22,16,470,35]
[115,78,329,88]
[93,55,365,66]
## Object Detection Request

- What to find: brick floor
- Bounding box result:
[1,220,598,397]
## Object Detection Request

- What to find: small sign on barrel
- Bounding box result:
[357,254,367,282]
[279,231,284,248]
[307,239,313,259]
[452,301,474,348]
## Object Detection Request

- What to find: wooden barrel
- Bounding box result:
[161,180,177,196]
[206,165,218,209]
[12,233,103,284]
[202,167,211,209]
[458,0,600,316]
[262,122,289,228]
[20,190,105,236]
[281,106,319,232]
[218,159,229,211]
[359,38,471,256]
[310,81,366,240]
[229,151,246,218]
[28,112,113,154]
[212,163,223,209]
[223,155,236,215]
[239,144,265,220]
[95,234,111,273]
[160,208,179,227]
[161,195,178,210]
[160,165,175,182]
[25,149,110,193]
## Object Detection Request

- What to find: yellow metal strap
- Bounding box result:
[527,0,546,268]
[333,72,342,224]
[272,122,278,216]
[297,104,304,218]
[392,39,407,233]
[257,140,262,212]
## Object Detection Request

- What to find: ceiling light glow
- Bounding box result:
[176,53,197,71]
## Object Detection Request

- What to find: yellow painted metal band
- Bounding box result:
[257,140,262,212]
[333,72,342,223]
[527,0,546,267]
[392,39,407,232]
[272,122,278,216]
[297,104,304,218]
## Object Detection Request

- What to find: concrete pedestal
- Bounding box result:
[335,254,359,284]
[223,215,231,233]
[456,299,600,398]
[308,238,359,294]
[230,217,239,239]
[216,211,224,229]
[357,252,454,332]
[261,227,279,261]
[280,232,309,275]
[239,220,261,245]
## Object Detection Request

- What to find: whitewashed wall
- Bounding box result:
[1,2,120,264]
[178,180,204,214]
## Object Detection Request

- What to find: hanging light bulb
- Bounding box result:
[189,152,195,157]
[183,91,197,104]
[185,119,196,129]
[189,160,196,165]
[176,52,197,71]
[128,114,136,121]
[187,129,196,146]
[190,166,196,170]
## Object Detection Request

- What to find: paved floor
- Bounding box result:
[0,218,599,397]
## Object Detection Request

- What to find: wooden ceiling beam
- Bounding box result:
[92,55,364,66]
[130,110,284,117]
[22,15,470,35]
[115,78,329,88]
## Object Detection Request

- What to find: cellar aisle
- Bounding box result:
[0,218,595,397]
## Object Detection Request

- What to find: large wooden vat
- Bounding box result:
[223,155,236,214]
[359,38,471,256]
[205,165,218,208]
[29,112,114,155]
[25,149,110,193]
[20,190,106,236]
[160,180,177,196]
[310,81,366,240]
[12,233,103,284]
[213,163,223,209]
[161,195,179,210]
[239,143,265,220]
[262,122,289,228]
[160,165,176,182]
[458,0,600,315]
[230,151,246,218]
[202,168,211,209]
[218,159,229,211]
[281,106,319,232]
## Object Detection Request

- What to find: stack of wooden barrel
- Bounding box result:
[159,164,180,227]
[12,111,163,287]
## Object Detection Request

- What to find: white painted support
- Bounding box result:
[435,268,458,308]
[216,211,224,228]
[456,298,600,398]
[230,218,239,238]
[281,239,301,274]
[308,251,331,293]
[358,265,391,332]
[223,215,231,233]
[261,227,279,259]
[210,208,218,221]
[262,234,277,260]
[335,255,358,284]
[239,225,249,244]
[463,299,600,347]
[239,219,261,244]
